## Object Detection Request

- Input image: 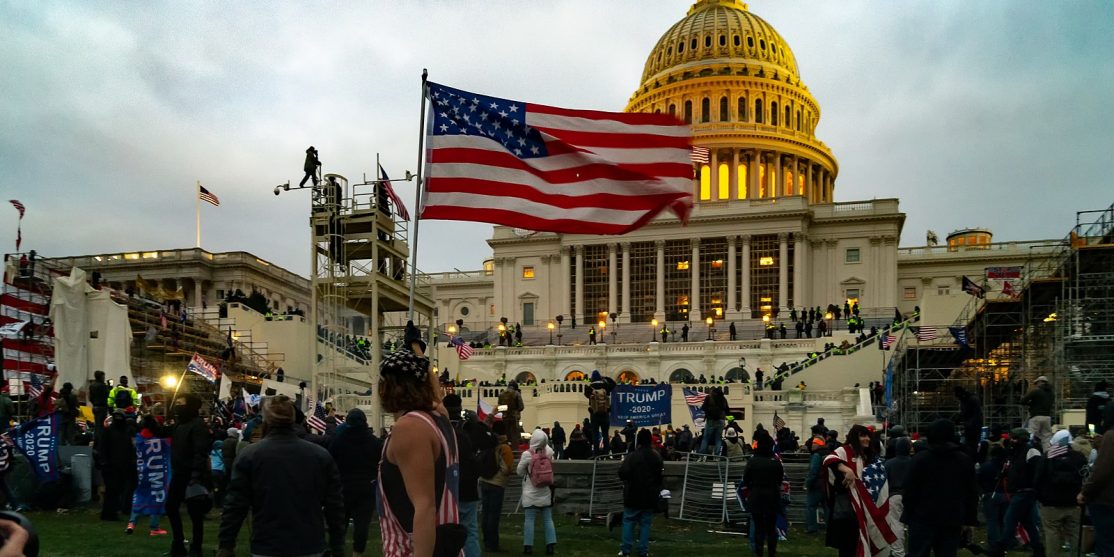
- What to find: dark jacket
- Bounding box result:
[455,421,480,503]
[743,454,784,511]
[303,149,319,173]
[328,422,382,500]
[1087,391,1110,431]
[102,418,136,470]
[1084,436,1114,505]
[901,441,978,526]
[1006,444,1042,492]
[701,390,727,421]
[220,426,345,556]
[619,446,663,510]
[1021,385,1054,417]
[1038,450,1088,507]
[883,438,912,496]
[955,392,983,434]
[551,424,566,446]
[88,380,110,408]
[170,415,212,483]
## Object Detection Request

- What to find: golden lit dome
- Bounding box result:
[640,0,799,87]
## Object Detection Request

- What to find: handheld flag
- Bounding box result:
[450,336,474,361]
[948,326,969,349]
[773,412,786,431]
[377,164,410,221]
[682,388,708,430]
[421,82,693,234]
[185,353,218,383]
[477,397,494,422]
[11,413,60,482]
[962,276,985,298]
[306,401,328,434]
[8,200,24,251]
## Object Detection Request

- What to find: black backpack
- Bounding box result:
[478,446,499,479]
[114,388,134,409]
[1038,453,1086,506]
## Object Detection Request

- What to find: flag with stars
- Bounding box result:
[861,458,889,505]
[823,445,897,556]
[450,335,473,361]
[421,82,693,235]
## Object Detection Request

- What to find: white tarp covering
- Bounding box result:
[261,378,300,399]
[51,268,89,389]
[86,290,133,389]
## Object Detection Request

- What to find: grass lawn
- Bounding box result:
[28,508,839,557]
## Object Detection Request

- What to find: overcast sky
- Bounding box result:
[2,1,1112,276]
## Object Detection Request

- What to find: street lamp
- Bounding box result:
[705,316,714,340]
[598,320,606,344]
[497,322,506,346]
[547,321,555,345]
[447,324,457,346]
[555,315,564,345]
[762,314,771,339]
[651,318,658,342]
[824,312,833,337]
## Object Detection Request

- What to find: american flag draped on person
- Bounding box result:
[822,425,896,557]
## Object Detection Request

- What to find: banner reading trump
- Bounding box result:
[11,412,60,482]
[610,384,671,427]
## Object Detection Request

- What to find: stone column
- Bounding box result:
[740,235,752,315]
[749,150,760,199]
[778,232,789,312]
[620,242,631,322]
[690,239,700,321]
[710,150,719,200]
[655,240,665,321]
[774,154,782,198]
[870,236,881,307]
[726,236,737,318]
[608,243,618,316]
[826,239,839,303]
[731,150,740,199]
[193,280,203,308]
[806,162,814,202]
[560,246,571,318]
[574,245,584,324]
[793,233,805,309]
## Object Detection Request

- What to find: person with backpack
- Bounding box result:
[585,371,615,455]
[618,429,663,557]
[517,429,557,555]
[621,420,638,453]
[1038,430,1087,555]
[498,382,525,448]
[479,421,514,553]
[698,388,728,456]
[109,376,139,412]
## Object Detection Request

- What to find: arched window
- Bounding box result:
[725,367,750,382]
[747,36,754,48]
[669,369,695,383]
[668,104,676,117]
[655,108,661,114]
[699,165,711,200]
[720,35,726,47]
[785,169,794,196]
[700,97,710,123]
[754,99,763,123]
[704,36,711,48]
[684,100,693,124]
[617,370,641,385]
[515,371,537,385]
[564,370,586,381]
[796,110,801,131]
[785,106,791,128]
[734,35,741,47]
[759,39,766,50]
[719,97,729,121]
[770,101,779,126]
[718,162,730,200]
[678,41,684,54]
[691,38,697,51]
[738,97,747,121]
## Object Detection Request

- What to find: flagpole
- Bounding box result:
[407,68,429,321]
[195,180,201,248]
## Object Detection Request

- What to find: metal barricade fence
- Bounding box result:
[677,452,734,523]
[587,454,625,517]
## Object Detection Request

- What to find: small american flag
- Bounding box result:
[377,164,410,221]
[915,327,937,342]
[9,200,25,219]
[450,336,473,361]
[26,374,43,399]
[199,185,220,207]
[881,333,897,350]
[691,146,710,165]
[306,400,327,434]
[773,412,786,431]
[683,388,708,405]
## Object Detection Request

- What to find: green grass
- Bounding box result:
[29,508,837,556]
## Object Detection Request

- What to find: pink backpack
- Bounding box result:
[529,447,554,487]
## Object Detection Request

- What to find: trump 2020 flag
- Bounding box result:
[421,82,693,234]
[12,412,60,482]
[185,353,218,383]
[132,433,172,517]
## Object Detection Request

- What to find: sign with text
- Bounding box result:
[11,412,60,482]
[986,266,1022,280]
[185,353,219,383]
[610,384,672,427]
[132,434,171,516]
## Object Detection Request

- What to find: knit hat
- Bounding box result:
[726,428,738,439]
[380,349,430,382]
[262,395,295,426]
[1009,427,1031,441]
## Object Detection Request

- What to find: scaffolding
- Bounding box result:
[305,166,435,428]
[892,201,1114,434]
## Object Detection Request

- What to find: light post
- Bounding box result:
[497,322,506,346]
[555,315,564,345]
[547,321,555,345]
[706,316,714,340]
[447,324,456,347]
[762,314,771,339]
[825,312,833,337]
[598,320,606,344]
[609,312,618,344]
[651,318,658,342]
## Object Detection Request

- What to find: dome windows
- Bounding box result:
[734,35,741,47]
[719,35,726,47]
[760,39,766,50]
[747,36,754,48]
[678,41,684,54]
[738,97,747,121]
[684,100,693,124]
[754,99,764,124]
[785,106,791,128]
[668,103,676,117]
[770,101,779,126]
[691,38,697,51]
[700,97,710,123]
[795,110,801,131]
[719,97,728,122]
[705,36,711,48]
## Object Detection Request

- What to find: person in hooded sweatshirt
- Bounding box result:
[987,428,1045,557]
[329,408,382,557]
[744,431,784,557]
[165,394,211,557]
[883,437,912,557]
[901,419,978,557]
[1037,429,1087,555]
[1086,381,1110,434]
[517,429,557,555]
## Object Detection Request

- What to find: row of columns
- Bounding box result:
[564,234,808,323]
[705,148,834,203]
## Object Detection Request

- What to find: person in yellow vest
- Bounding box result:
[588,327,597,345]
[108,376,140,412]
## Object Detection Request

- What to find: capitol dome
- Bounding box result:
[627,0,838,206]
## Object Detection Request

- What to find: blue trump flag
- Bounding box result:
[132,433,172,517]
[610,384,672,427]
[11,412,60,482]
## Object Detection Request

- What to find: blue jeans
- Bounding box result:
[480,483,505,550]
[1091,503,1114,557]
[992,490,1044,556]
[460,500,481,557]
[698,420,725,455]
[805,488,825,533]
[621,508,653,556]
[523,506,557,548]
[982,494,1007,549]
[128,508,160,529]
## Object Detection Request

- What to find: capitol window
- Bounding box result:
[678,41,684,53]
[755,99,763,123]
[691,38,697,51]
[720,35,726,47]
[747,36,754,48]
[719,97,728,121]
[522,266,535,279]
[904,287,917,300]
[771,101,778,126]
[845,248,861,263]
[701,97,710,123]
[684,100,693,124]
[760,39,766,50]
[734,35,741,47]
[676,260,690,270]
[699,165,711,200]
[705,36,711,48]
[738,97,747,121]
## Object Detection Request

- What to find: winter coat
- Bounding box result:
[328,418,382,500]
[170,414,212,484]
[551,424,566,446]
[724,438,746,461]
[1087,391,1110,432]
[901,441,978,527]
[1021,385,1054,417]
[743,454,784,513]
[479,436,514,488]
[517,430,555,508]
[1084,435,1114,506]
[619,445,663,510]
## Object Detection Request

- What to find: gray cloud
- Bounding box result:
[2,1,1111,276]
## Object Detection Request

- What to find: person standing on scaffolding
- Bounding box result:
[299,146,321,187]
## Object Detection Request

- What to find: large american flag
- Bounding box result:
[450,335,473,361]
[915,326,937,342]
[306,399,327,434]
[377,164,410,221]
[683,388,708,405]
[421,82,693,235]
[823,446,897,556]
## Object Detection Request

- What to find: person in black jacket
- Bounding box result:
[99,411,136,521]
[165,394,212,557]
[551,421,566,460]
[698,388,728,455]
[1086,381,1110,434]
[1037,430,1087,555]
[618,429,663,557]
[299,146,320,187]
[883,437,911,557]
[1021,376,1055,450]
[902,419,978,557]
[987,428,1045,557]
[328,408,382,557]
[953,387,983,457]
[87,371,111,440]
[218,395,345,557]
[745,431,784,557]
